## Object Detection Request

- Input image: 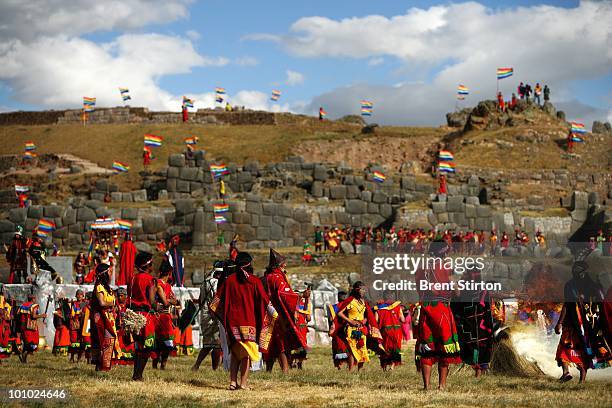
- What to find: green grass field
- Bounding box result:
[1,346,610,407]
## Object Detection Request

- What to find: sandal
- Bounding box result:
[559,374,573,383]
[228,383,238,391]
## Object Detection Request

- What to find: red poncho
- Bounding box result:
[374,301,403,357]
[264,270,307,357]
[117,239,136,286]
[211,273,276,353]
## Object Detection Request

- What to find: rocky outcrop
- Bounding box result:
[446,108,471,128]
[592,121,612,135]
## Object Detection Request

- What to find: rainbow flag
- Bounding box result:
[15,184,29,193]
[24,142,36,151]
[571,136,584,143]
[320,109,327,117]
[215,87,226,95]
[184,136,198,145]
[438,150,454,161]
[457,85,469,95]
[214,215,227,224]
[270,90,281,101]
[144,134,163,147]
[438,162,456,173]
[570,122,586,134]
[83,97,96,106]
[210,164,229,177]
[213,204,229,213]
[37,219,56,232]
[119,88,131,101]
[182,96,194,108]
[117,219,133,230]
[215,96,224,103]
[112,161,129,172]
[372,171,386,183]
[23,151,37,159]
[496,67,513,79]
[361,100,373,116]
[36,230,49,237]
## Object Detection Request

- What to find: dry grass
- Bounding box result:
[519,208,570,218]
[1,346,610,407]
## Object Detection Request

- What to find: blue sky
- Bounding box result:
[0,0,609,125]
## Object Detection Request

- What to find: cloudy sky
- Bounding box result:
[0,0,610,126]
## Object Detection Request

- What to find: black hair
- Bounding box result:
[349,281,364,298]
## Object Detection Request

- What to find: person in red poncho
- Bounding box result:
[127,251,157,381]
[438,174,447,195]
[151,260,179,370]
[90,264,117,372]
[18,292,46,363]
[330,281,384,371]
[327,290,350,368]
[210,252,277,390]
[414,240,461,390]
[374,297,405,370]
[262,248,309,373]
[117,233,136,286]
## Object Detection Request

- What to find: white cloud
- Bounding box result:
[368,57,384,67]
[0,0,192,41]
[234,56,259,66]
[0,34,227,110]
[286,70,305,86]
[181,90,291,113]
[185,30,201,41]
[254,1,611,125]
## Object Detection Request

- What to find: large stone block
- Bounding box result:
[367,202,379,214]
[166,178,177,192]
[262,203,278,216]
[110,192,123,202]
[95,207,111,218]
[476,205,491,217]
[432,202,447,213]
[77,207,96,222]
[142,216,166,234]
[256,227,270,240]
[571,191,588,210]
[346,185,360,199]
[270,224,283,240]
[121,208,139,220]
[330,185,347,200]
[310,181,323,197]
[313,165,328,181]
[180,167,200,181]
[0,219,15,233]
[465,204,476,218]
[345,199,367,214]
[27,205,43,219]
[372,191,387,204]
[44,205,63,218]
[9,208,27,224]
[447,196,464,212]
[167,166,179,178]
[380,204,393,219]
[284,219,301,238]
[293,209,311,223]
[246,201,263,214]
[400,176,416,191]
[132,189,147,202]
[360,191,372,202]
[318,211,336,225]
[465,196,480,205]
[169,154,186,167]
[175,199,195,216]
[176,179,191,193]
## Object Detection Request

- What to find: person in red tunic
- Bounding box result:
[7,227,28,284]
[127,251,157,381]
[90,264,117,372]
[374,298,405,370]
[117,233,136,286]
[17,193,28,208]
[438,174,447,195]
[263,249,309,373]
[327,291,350,368]
[68,290,86,362]
[182,104,189,122]
[497,91,505,112]
[52,300,71,356]
[290,293,311,369]
[152,260,179,370]
[113,288,134,366]
[211,252,277,390]
[18,293,46,363]
[143,147,152,168]
[414,240,461,390]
